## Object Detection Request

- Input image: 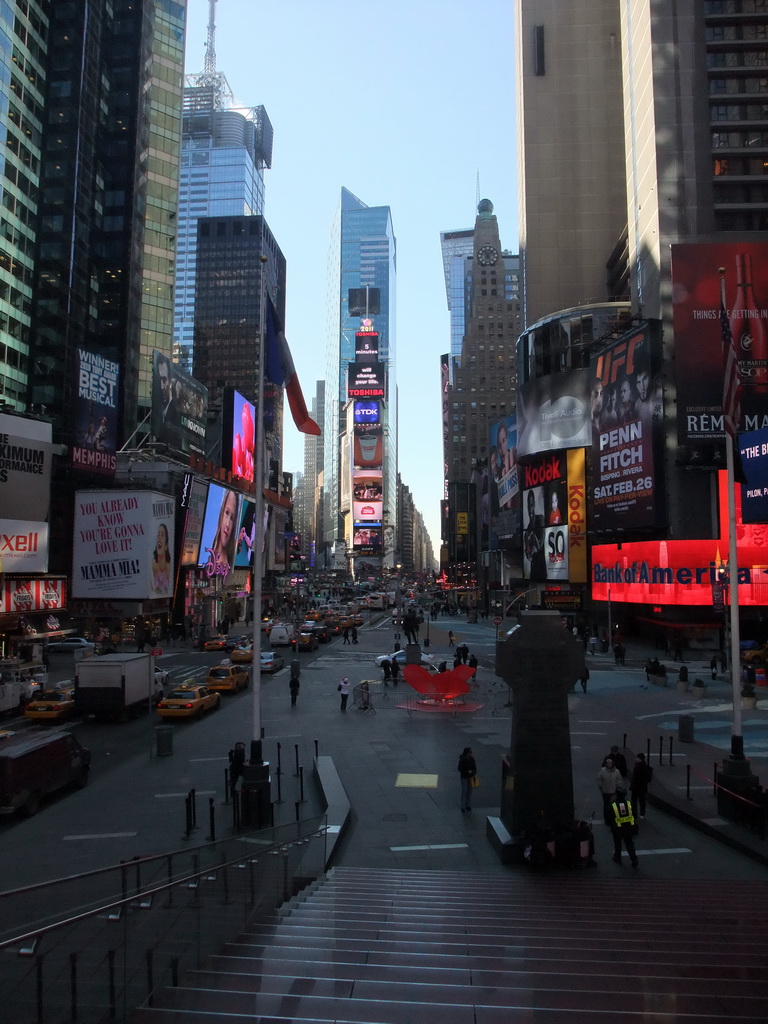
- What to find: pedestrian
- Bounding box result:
[381,658,391,682]
[588,634,598,655]
[343,627,350,645]
[351,625,358,644]
[610,790,639,867]
[602,744,628,780]
[289,674,300,707]
[710,655,718,680]
[457,745,477,812]
[597,758,624,824]
[630,753,653,818]
[468,653,478,677]
[453,651,462,670]
[338,676,350,711]
[579,667,589,693]
[448,630,455,647]
[390,658,400,685]
[719,650,727,672]
[438,660,447,673]
[461,643,469,665]
[228,741,246,795]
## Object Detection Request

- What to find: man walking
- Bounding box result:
[597,758,624,824]
[610,790,639,867]
[289,673,300,707]
[630,753,653,818]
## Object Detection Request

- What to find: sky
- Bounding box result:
[183,0,519,554]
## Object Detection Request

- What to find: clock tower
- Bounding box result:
[444,200,521,591]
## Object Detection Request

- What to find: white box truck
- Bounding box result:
[74,653,160,719]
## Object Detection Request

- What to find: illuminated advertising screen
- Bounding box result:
[234,498,257,568]
[0,577,67,614]
[222,389,255,484]
[72,349,119,477]
[592,471,768,606]
[179,477,209,566]
[150,350,207,455]
[489,415,518,510]
[740,427,768,524]
[355,330,379,362]
[72,490,175,599]
[353,401,380,424]
[352,525,382,555]
[197,484,240,578]
[347,361,386,399]
[671,242,768,446]
[352,470,383,502]
[353,421,383,468]
[521,449,587,583]
[589,322,663,530]
[353,501,383,525]
[516,368,591,458]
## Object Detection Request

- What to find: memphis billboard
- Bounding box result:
[72,349,119,476]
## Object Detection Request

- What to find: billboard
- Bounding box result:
[589,322,663,530]
[197,483,240,578]
[516,368,591,458]
[352,470,382,501]
[522,449,587,583]
[592,471,768,606]
[72,349,119,476]
[353,421,383,468]
[347,361,386,399]
[222,390,255,484]
[671,242,768,446]
[353,401,379,424]
[150,350,207,455]
[740,427,768,524]
[179,476,209,566]
[489,415,518,510]
[0,577,66,614]
[355,329,379,362]
[0,414,52,572]
[353,501,383,525]
[353,525,382,555]
[72,491,175,599]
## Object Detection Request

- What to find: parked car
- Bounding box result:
[0,731,90,817]
[374,650,436,668]
[24,689,76,722]
[293,631,319,652]
[47,637,95,653]
[206,663,248,694]
[156,684,221,718]
[260,651,285,673]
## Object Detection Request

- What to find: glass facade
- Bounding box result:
[440,229,474,366]
[0,0,47,409]
[324,187,397,561]
[517,302,632,384]
[175,73,271,374]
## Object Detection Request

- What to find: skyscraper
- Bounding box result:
[24,0,186,444]
[175,30,272,372]
[324,188,397,572]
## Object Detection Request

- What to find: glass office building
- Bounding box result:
[174,71,272,373]
[324,187,397,568]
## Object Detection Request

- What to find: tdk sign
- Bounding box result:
[354,402,379,424]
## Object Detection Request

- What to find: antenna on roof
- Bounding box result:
[203,0,218,75]
[476,170,480,210]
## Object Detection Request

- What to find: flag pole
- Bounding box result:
[250,249,268,766]
[719,267,743,760]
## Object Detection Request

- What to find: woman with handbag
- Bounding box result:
[458,746,477,813]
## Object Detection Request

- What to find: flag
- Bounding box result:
[719,284,748,485]
[265,299,321,436]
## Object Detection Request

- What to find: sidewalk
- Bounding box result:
[1,614,767,892]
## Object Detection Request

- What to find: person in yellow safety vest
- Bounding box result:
[610,790,639,868]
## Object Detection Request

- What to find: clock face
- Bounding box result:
[477,245,498,266]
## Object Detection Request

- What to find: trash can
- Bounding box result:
[678,714,694,743]
[155,725,174,756]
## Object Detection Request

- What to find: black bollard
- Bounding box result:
[224,768,230,805]
[294,743,300,776]
[659,736,664,767]
[314,738,319,758]
[183,793,193,839]
[233,789,241,831]
[276,765,282,802]
[299,765,305,802]
[276,742,282,773]
[146,949,154,1007]
[190,788,197,828]
[623,733,627,749]
[686,763,692,799]
[295,800,300,822]
[646,737,651,763]
[669,735,674,767]
[207,796,215,842]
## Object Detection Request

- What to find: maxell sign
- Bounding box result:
[0,413,51,572]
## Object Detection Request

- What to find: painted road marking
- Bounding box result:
[64,832,138,841]
[390,843,469,852]
[154,790,216,799]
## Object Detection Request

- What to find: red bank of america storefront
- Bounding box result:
[591,473,768,639]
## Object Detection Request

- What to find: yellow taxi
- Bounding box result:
[205,663,249,693]
[156,683,221,718]
[230,643,253,664]
[24,689,76,722]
